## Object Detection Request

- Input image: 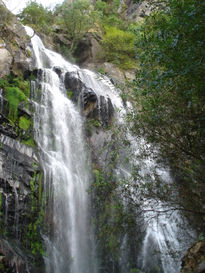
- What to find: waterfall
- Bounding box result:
[26,27,97,273]
[25,26,195,273]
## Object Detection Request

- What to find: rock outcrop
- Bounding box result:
[0,1,31,77]
[0,3,44,272]
[64,71,114,125]
[181,240,205,273]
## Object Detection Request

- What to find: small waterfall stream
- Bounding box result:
[25,26,195,273]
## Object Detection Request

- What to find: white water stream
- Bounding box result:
[25,26,194,273]
[26,27,98,273]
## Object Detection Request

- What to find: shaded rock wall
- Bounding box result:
[181,240,205,273]
[0,3,44,271]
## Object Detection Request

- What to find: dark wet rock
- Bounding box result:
[64,72,84,101]
[0,112,18,139]
[0,239,27,273]
[0,82,43,272]
[53,66,63,77]
[181,240,205,273]
[73,33,102,66]
[0,134,44,272]
[64,72,114,125]
[64,72,99,118]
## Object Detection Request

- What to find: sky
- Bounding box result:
[3,0,64,14]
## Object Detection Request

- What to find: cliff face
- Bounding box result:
[181,240,205,273]
[0,0,32,77]
[0,1,204,272]
[0,2,44,272]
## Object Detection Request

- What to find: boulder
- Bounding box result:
[181,240,205,273]
[74,33,102,65]
[0,1,31,77]
[64,71,115,124]
[0,48,13,77]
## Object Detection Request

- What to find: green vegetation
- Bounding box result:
[66,90,73,99]
[18,0,138,69]
[129,0,205,214]
[26,169,45,258]
[55,0,94,51]
[18,1,53,34]
[0,74,36,148]
[101,26,136,69]
[21,138,35,147]
[19,116,31,130]
[0,76,29,121]
[0,2,12,24]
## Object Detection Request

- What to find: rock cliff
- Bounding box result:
[0,2,44,272]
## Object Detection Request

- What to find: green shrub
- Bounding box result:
[58,0,93,51]
[5,87,27,121]
[19,116,31,130]
[0,75,30,121]
[22,138,35,147]
[101,26,136,69]
[18,1,53,34]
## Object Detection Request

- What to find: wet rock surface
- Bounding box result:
[0,239,28,273]
[181,240,205,273]
[0,134,43,272]
[64,71,114,125]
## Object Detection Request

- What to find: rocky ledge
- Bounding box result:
[181,240,205,273]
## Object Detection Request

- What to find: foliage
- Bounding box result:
[26,170,45,258]
[101,26,136,69]
[0,75,30,121]
[18,1,53,34]
[5,87,27,121]
[130,0,205,213]
[22,138,35,147]
[60,45,76,63]
[19,116,31,130]
[56,0,94,51]
[94,0,129,30]
[91,168,124,258]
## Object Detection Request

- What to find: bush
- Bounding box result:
[57,0,93,51]
[19,116,31,130]
[0,75,30,121]
[101,26,136,69]
[130,0,205,213]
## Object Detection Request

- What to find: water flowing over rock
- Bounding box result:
[25,25,197,273]
[26,26,100,273]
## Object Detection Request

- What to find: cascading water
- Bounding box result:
[25,26,195,273]
[26,27,97,273]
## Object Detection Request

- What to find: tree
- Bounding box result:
[101,26,136,69]
[129,0,205,215]
[18,1,53,34]
[56,0,94,51]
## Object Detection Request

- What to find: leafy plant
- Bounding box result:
[101,26,136,69]
[19,116,31,130]
[5,87,27,121]
[0,75,30,121]
[130,0,205,214]
[57,0,94,51]
[18,1,53,34]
